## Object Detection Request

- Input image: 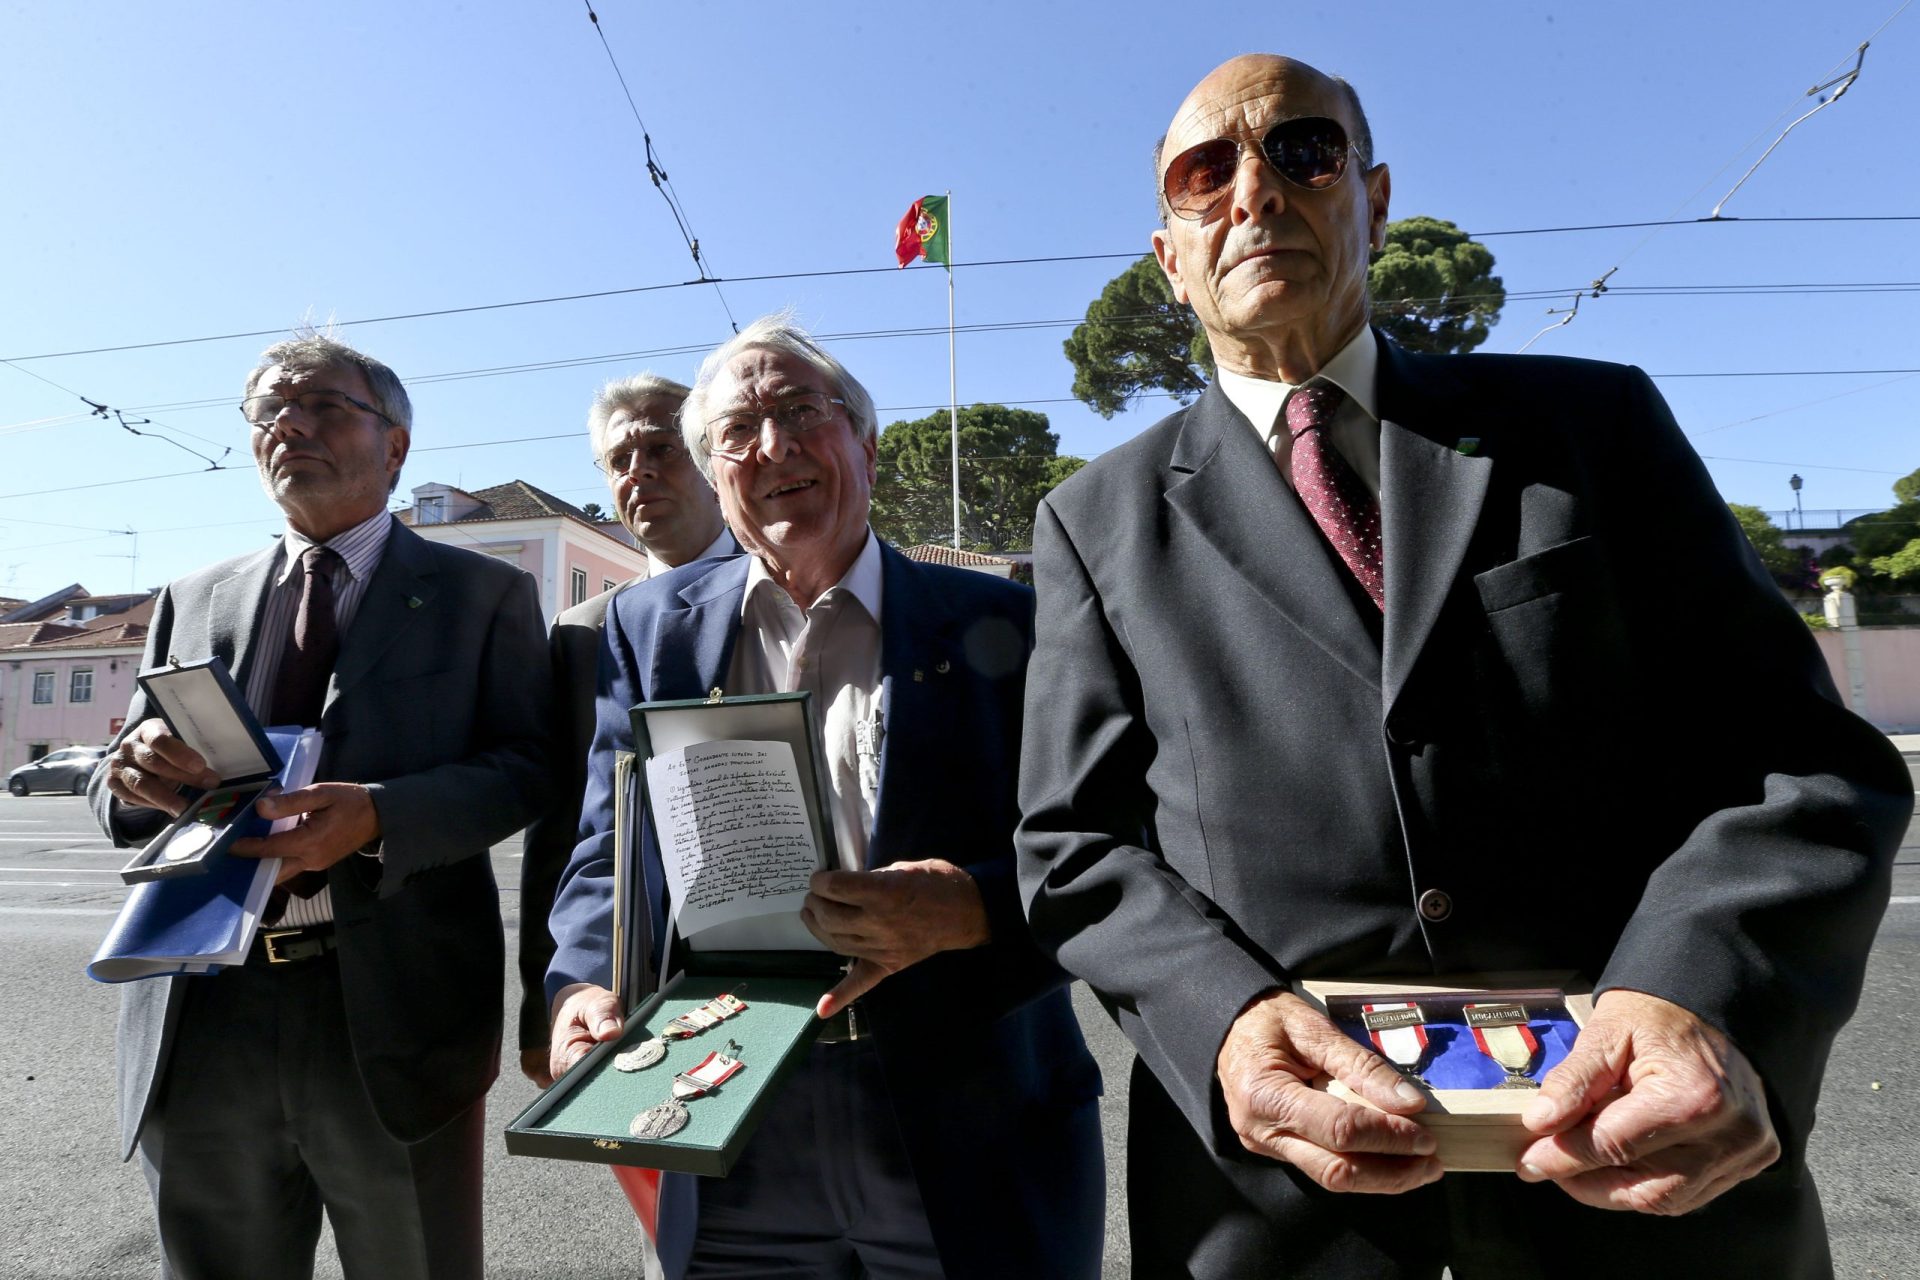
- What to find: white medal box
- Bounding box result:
[506,693,845,1177]
[1295,972,1593,1172]
[118,657,287,885]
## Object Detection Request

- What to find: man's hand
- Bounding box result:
[801,859,990,1018]
[549,983,623,1083]
[520,1046,555,1089]
[230,783,381,884]
[1517,988,1779,1215]
[1216,990,1442,1194]
[103,717,219,817]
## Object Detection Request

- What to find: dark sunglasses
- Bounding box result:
[1161,116,1357,220]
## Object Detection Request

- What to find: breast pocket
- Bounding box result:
[1472,535,1631,725]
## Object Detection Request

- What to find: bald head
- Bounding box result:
[1148,53,1391,383]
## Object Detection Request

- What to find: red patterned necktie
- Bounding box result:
[1284,382,1384,610]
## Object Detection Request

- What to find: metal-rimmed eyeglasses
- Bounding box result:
[240,388,396,429]
[1161,115,1359,220]
[705,391,847,463]
[597,433,690,477]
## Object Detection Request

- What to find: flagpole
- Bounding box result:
[945,190,960,551]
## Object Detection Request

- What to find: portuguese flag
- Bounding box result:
[894,194,950,268]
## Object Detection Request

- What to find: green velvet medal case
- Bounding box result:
[506,693,844,1177]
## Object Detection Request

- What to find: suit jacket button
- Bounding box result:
[1385,715,1419,748]
[1417,889,1453,922]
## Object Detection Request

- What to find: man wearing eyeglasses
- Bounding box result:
[91,332,550,1279]
[544,315,1103,1279]
[517,373,735,1091]
[1015,55,1908,1278]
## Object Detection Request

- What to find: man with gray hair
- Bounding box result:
[517,371,734,1088]
[92,331,550,1279]
[543,315,1104,1278]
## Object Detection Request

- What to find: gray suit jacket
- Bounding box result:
[92,518,551,1155]
[1017,336,1911,1274]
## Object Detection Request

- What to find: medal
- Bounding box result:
[615,991,748,1072]
[629,1041,745,1140]
[1465,1002,1541,1089]
[1361,1001,1431,1086]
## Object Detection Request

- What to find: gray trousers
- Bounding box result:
[137,951,484,1280]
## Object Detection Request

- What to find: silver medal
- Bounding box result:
[614,1038,666,1072]
[164,823,216,861]
[629,1100,689,1140]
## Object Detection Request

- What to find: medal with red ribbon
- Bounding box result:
[1361,1001,1432,1086]
[615,990,748,1072]
[1464,1002,1541,1089]
[628,1041,745,1140]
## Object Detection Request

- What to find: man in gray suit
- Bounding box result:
[93,333,549,1280]
[516,372,735,1087]
[1016,54,1910,1278]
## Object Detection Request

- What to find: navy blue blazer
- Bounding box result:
[548,541,1103,1280]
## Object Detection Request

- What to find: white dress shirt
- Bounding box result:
[724,531,885,873]
[1216,325,1382,498]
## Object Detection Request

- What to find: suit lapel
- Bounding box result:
[1164,383,1381,688]
[650,558,748,700]
[1376,340,1491,713]
[328,520,436,711]
[868,546,956,868]
[207,545,281,689]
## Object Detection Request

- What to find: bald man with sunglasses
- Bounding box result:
[1015,54,1908,1279]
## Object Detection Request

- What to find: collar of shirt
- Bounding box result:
[275,508,394,588]
[1216,325,1382,497]
[739,528,884,631]
[644,525,736,579]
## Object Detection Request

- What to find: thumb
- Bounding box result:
[1303,1018,1430,1115]
[1524,1015,1626,1133]
[586,992,625,1043]
[256,786,325,820]
[815,960,886,1019]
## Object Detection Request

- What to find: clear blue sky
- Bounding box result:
[3,0,1915,601]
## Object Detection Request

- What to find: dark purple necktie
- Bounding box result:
[1285,382,1384,611]
[267,544,341,906]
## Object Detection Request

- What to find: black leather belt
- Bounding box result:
[815,1005,864,1044]
[253,924,339,966]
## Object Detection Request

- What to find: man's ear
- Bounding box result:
[1367,164,1392,250]
[1151,228,1191,306]
[386,426,411,480]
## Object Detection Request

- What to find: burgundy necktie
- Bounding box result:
[267,544,342,907]
[1284,382,1384,611]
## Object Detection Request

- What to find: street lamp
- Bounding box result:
[1788,474,1804,531]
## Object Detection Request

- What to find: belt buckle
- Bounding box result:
[261,928,301,964]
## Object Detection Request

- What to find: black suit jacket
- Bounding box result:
[92,519,551,1154]
[1016,336,1910,1276]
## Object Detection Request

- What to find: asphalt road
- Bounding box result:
[1,765,1914,1279]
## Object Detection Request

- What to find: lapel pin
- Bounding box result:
[935,659,951,675]
[913,669,924,682]
[1455,437,1481,456]
[407,595,424,609]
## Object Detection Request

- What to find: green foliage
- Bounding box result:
[1818,564,1857,590]
[1817,544,1855,569]
[1367,217,1506,356]
[1843,501,1920,562]
[1894,466,1920,505]
[1727,504,1805,580]
[870,404,1080,552]
[1800,611,1832,630]
[1062,217,1503,419]
[1869,538,1920,584]
[1061,256,1212,419]
[579,501,608,522]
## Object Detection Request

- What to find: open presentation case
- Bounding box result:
[119,657,289,884]
[507,693,845,1176]
[1296,972,1593,1172]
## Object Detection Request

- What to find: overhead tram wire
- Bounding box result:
[579,1,738,334]
[8,216,1920,365]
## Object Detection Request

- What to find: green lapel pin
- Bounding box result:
[407,595,424,609]
[1455,437,1481,456]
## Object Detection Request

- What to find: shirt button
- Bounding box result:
[1417,889,1453,922]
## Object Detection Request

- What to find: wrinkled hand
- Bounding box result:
[1216,990,1442,1194]
[104,717,219,817]
[801,859,990,1018]
[229,783,380,884]
[549,983,623,1083]
[520,1046,555,1089]
[1518,988,1778,1214]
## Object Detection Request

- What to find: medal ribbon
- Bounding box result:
[1466,1004,1540,1077]
[666,992,747,1038]
[1363,1002,1430,1070]
[671,1048,744,1099]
